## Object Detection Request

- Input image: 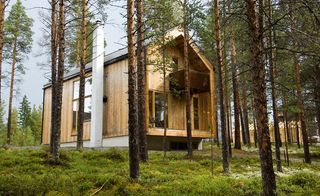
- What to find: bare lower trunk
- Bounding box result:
[229,18,241,150]
[214,0,229,173]
[315,64,320,137]
[127,0,139,179]
[52,0,65,162]
[136,0,148,162]
[6,40,17,146]
[183,0,192,159]
[283,94,291,144]
[242,87,250,146]
[162,41,168,158]
[239,104,247,145]
[222,0,231,157]
[246,0,276,194]
[268,0,281,172]
[50,0,58,153]
[77,0,87,150]
[251,96,258,148]
[295,114,300,148]
[215,95,219,147]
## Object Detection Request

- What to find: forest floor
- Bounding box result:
[0,143,319,195]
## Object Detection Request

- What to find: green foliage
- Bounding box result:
[18,95,31,129]
[0,100,42,146]
[3,0,33,71]
[29,105,42,145]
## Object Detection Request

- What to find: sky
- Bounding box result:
[3,0,126,108]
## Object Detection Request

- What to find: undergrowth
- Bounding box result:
[0,145,319,195]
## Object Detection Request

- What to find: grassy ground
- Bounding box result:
[0,143,319,195]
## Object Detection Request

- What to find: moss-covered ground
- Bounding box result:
[0,143,319,195]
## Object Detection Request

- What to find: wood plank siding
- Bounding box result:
[42,33,216,144]
[42,76,91,144]
[103,59,129,137]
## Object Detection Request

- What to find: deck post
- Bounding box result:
[90,20,104,147]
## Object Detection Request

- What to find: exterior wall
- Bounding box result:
[103,59,129,137]
[146,45,213,137]
[233,122,304,145]
[42,76,91,144]
[42,44,214,145]
[42,88,52,144]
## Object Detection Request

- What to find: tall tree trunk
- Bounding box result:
[222,0,232,158]
[314,64,320,137]
[282,94,291,144]
[214,0,229,173]
[6,40,17,146]
[77,0,87,150]
[295,114,300,148]
[127,0,139,179]
[239,103,247,145]
[229,20,241,150]
[283,113,289,166]
[0,0,6,108]
[226,97,232,157]
[162,33,168,158]
[215,94,219,147]
[50,0,58,154]
[245,0,276,194]
[242,87,251,146]
[183,0,192,159]
[251,95,258,148]
[290,4,311,163]
[136,0,148,162]
[268,0,282,172]
[52,0,65,162]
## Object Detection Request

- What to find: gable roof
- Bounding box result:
[43,27,214,89]
[43,47,128,88]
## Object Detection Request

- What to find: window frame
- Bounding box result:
[71,77,92,135]
[193,96,200,130]
[153,91,169,129]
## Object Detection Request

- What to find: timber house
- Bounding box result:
[41,23,216,150]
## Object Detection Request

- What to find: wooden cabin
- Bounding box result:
[41,25,216,150]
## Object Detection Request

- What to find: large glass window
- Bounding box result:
[72,77,92,132]
[155,92,168,128]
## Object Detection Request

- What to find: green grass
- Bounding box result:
[0,144,319,195]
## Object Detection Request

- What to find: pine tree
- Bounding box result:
[144,0,180,158]
[127,0,139,179]
[136,0,148,162]
[76,0,87,150]
[29,105,42,145]
[246,0,276,194]
[4,0,33,146]
[214,0,229,173]
[18,95,32,129]
[183,0,192,159]
[267,0,282,172]
[228,2,241,150]
[289,2,311,164]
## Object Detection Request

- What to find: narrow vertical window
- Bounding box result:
[155,92,168,128]
[72,77,92,134]
[193,97,199,130]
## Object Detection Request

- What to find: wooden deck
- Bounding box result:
[148,128,212,138]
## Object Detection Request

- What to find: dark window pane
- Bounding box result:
[72,101,78,129]
[149,91,154,127]
[193,97,199,130]
[155,92,167,128]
